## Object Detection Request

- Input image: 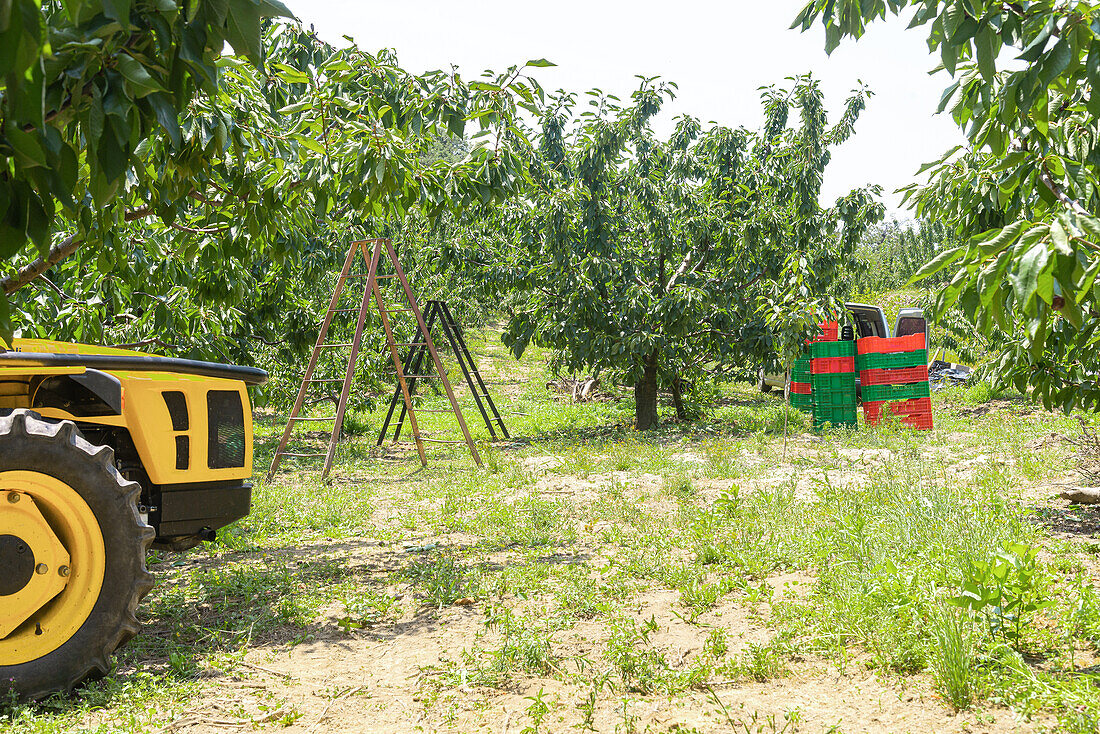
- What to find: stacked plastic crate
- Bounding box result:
[788,354,813,413]
[857,333,933,430]
[788,321,837,414]
[811,337,857,429]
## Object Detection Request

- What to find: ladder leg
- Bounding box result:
[391,306,439,443]
[386,241,481,466]
[373,242,428,466]
[376,382,406,446]
[440,301,510,439]
[436,304,498,441]
[322,245,375,480]
[268,241,361,480]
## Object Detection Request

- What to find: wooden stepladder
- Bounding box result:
[377,299,509,446]
[267,238,481,480]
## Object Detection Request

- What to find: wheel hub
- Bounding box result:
[0,491,71,638]
[0,534,36,596]
[0,472,104,666]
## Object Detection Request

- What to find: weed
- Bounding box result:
[948,542,1051,647]
[703,627,729,659]
[929,602,977,711]
[577,673,611,732]
[667,475,697,501]
[679,574,741,620]
[521,688,550,734]
[605,615,672,693]
[337,587,399,631]
[400,555,477,609]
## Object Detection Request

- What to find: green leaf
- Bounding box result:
[1018,16,1055,62]
[1038,38,1072,87]
[146,93,181,147]
[225,0,263,67]
[975,24,996,81]
[116,53,164,97]
[1010,241,1051,306]
[258,0,294,17]
[979,220,1026,254]
[101,0,131,26]
[1050,218,1072,256]
[277,100,311,115]
[909,245,965,283]
[525,58,556,68]
[1032,91,1048,137]
[4,124,46,167]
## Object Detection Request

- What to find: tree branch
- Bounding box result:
[1038,159,1091,218]
[1,234,84,295]
[0,206,156,295]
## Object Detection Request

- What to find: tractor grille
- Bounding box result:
[207,391,245,469]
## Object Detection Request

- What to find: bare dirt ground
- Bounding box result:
[135,438,1079,733]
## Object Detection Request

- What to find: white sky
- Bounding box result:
[285,0,966,215]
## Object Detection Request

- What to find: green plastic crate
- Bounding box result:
[813,389,857,407]
[813,405,857,428]
[811,340,856,359]
[791,368,812,382]
[856,349,928,371]
[811,372,857,392]
[794,355,812,369]
[860,381,931,402]
[789,394,813,413]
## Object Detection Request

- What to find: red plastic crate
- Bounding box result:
[812,356,856,374]
[856,333,926,354]
[813,321,839,342]
[898,413,934,430]
[863,397,933,430]
[789,381,811,395]
[859,365,929,385]
[864,412,933,430]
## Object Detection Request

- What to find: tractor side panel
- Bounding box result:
[113,373,254,485]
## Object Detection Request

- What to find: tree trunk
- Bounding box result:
[634,350,660,430]
[671,375,687,421]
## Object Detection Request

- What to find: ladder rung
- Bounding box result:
[318,343,352,348]
[308,378,345,383]
[393,342,426,347]
[280,452,326,458]
[400,374,439,379]
[291,416,336,421]
[375,274,398,279]
[344,273,373,279]
[417,409,452,413]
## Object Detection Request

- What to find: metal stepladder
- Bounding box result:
[267,238,482,480]
[377,299,509,447]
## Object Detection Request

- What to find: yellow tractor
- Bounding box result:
[0,338,266,700]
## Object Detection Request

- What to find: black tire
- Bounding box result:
[0,410,154,701]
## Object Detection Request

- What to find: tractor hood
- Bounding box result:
[0,339,268,386]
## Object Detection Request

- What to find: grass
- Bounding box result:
[4,330,1100,732]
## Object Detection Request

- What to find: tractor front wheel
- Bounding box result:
[0,410,154,700]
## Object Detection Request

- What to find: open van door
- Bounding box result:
[895,308,929,345]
